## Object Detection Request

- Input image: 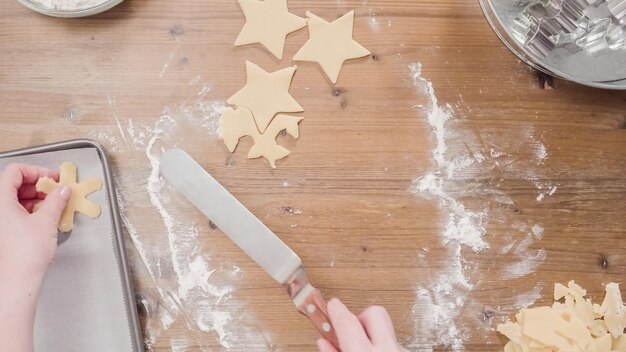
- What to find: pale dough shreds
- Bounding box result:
[293,10,370,84]
[234,0,307,60]
[227,61,303,134]
[498,281,626,352]
[219,107,302,168]
[36,162,102,233]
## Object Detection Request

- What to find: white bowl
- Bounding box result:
[17,0,123,18]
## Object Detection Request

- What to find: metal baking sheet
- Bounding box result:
[0,140,142,352]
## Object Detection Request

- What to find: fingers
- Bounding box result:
[17,184,48,201]
[20,199,41,213]
[17,184,47,212]
[327,298,371,352]
[358,305,398,346]
[17,184,39,200]
[316,338,339,352]
[33,186,72,225]
[0,164,57,198]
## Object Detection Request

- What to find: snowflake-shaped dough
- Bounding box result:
[36,162,103,232]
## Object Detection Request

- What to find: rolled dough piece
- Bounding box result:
[36,162,102,233]
[292,10,370,84]
[227,61,303,134]
[219,106,302,168]
[498,281,626,352]
[234,0,307,59]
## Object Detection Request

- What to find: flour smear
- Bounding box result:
[408,63,549,351]
[92,80,270,350]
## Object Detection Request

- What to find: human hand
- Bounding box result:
[0,163,72,291]
[317,298,408,352]
[0,164,72,352]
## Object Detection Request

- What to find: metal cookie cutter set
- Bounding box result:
[515,0,626,57]
[480,0,626,89]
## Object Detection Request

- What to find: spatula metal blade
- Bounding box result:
[159,148,302,285]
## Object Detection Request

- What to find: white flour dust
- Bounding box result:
[32,0,109,11]
[368,9,380,32]
[159,47,180,78]
[513,285,543,310]
[408,63,550,351]
[409,63,486,351]
[92,82,269,350]
[502,249,547,280]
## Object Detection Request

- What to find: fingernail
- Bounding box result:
[316,338,325,348]
[60,186,72,201]
[328,298,340,308]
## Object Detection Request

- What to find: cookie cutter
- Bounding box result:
[607,0,626,21]
[554,27,586,52]
[577,17,614,55]
[585,0,605,6]
[479,0,626,88]
[574,17,625,55]
[525,20,558,57]
[515,0,626,57]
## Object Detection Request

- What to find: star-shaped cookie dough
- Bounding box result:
[227,61,303,134]
[220,107,302,168]
[235,0,307,59]
[293,11,371,84]
[36,162,102,233]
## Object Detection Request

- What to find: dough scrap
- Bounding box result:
[234,0,307,59]
[601,283,626,338]
[36,162,102,233]
[227,61,303,134]
[219,106,302,168]
[292,10,370,84]
[498,281,626,352]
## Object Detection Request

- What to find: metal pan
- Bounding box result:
[479,0,626,89]
[0,139,142,352]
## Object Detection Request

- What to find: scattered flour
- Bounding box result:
[408,63,550,351]
[531,224,544,239]
[170,337,191,352]
[412,173,488,252]
[93,82,266,350]
[513,285,543,310]
[502,249,547,280]
[160,47,180,78]
[535,143,548,163]
[368,9,380,32]
[409,63,486,351]
[535,184,558,202]
[87,54,555,351]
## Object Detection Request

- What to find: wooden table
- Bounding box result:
[1,0,625,351]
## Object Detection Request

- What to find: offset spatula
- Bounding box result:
[160,148,339,349]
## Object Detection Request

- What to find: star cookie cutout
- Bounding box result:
[220,107,303,168]
[36,162,102,233]
[235,0,307,59]
[293,10,371,84]
[227,61,303,134]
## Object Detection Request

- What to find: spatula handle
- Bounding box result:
[295,286,340,349]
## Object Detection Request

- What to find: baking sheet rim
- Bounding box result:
[0,139,143,352]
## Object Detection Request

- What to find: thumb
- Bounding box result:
[316,339,339,352]
[36,186,72,224]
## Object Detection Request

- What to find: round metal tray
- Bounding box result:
[479,0,626,90]
[17,0,123,18]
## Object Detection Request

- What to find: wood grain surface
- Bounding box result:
[1,0,625,351]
